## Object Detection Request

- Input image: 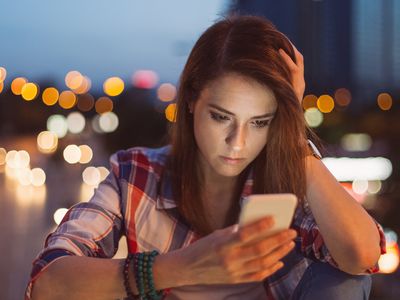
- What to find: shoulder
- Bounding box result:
[109,145,171,181]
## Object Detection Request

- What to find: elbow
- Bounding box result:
[339,244,381,275]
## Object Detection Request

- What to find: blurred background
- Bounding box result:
[0,0,399,299]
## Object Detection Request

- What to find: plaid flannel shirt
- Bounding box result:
[26,144,386,299]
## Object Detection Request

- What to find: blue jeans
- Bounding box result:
[291,261,372,300]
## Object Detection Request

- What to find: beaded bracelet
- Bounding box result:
[123,253,140,300]
[133,250,169,300]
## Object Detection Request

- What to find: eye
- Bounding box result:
[252,119,271,128]
[210,111,230,122]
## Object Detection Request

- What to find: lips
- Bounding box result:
[220,156,245,164]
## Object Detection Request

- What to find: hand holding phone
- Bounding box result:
[239,193,298,241]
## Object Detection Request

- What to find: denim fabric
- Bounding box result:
[292,261,372,300]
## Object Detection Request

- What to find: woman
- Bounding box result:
[27,15,385,300]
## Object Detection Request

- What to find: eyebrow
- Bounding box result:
[208,103,275,119]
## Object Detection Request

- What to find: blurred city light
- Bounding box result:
[317,95,335,113]
[63,144,81,164]
[42,87,59,106]
[165,103,177,122]
[97,166,110,181]
[99,112,119,132]
[132,70,158,89]
[15,185,46,207]
[378,229,399,274]
[377,93,392,111]
[17,168,32,186]
[322,157,393,181]
[95,96,114,114]
[66,112,86,134]
[0,82,3,93]
[59,90,77,109]
[103,77,124,96]
[334,88,352,106]
[302,94,318,110]
[304,107,323,127]
[6,150,30,169]
[11,77,28,95]
[0,148,6,166]
[77,93,95,112]
[0,66,6,82]
[30,168,46,186]
[21,82,39,101]
[53,208,68,225]
[65,71,83,90]
[80,183,96,202]
[73,76,91,94]
[82,166,101,186]
[157,83,177,102]
[78,145,93,164]
[47,115,68,138]
[352,179,369,195]
[91,115,102,133]
[341,133,372,152]
[367,180,382,194]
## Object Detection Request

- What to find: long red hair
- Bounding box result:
[166,15,318,236]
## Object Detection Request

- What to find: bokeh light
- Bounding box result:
[82,166,101,186]
[132,70,158,89]
[99,112,119,132]
[0,148,6,166]
[0,82,4,93]
[6,150,30,169]
[47,115,68,138]
[91,115,102,133]
[103,77,124,96]
[63,144,81,164]
[72,76,92,94]
[37,131,58,154]
[367,180,382,194]
[352,179,369,195]
[302,94,318,110]
[165,103,177,122]
[42,87,59,106]
[157,83,177,102]
[59,90,77,109]
[334,88,352,106]
[65,71,84,90]
[97,166,110,181]
[0,67,6,82]
[30,168,46,187]
[341,133,372,152]
[66,112,86,134]
[17,168,32,186]
[377,93,392,111]
[317,95,335,113]
[304,107,323,127]
[77,93,95,112]
[53,208,68,225]
[21,82,39,101]
[78,145,93,164]
[11,77,28,95]
[95,96,114,114]
[5,150,18,168]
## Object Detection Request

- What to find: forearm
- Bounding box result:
[305,155,381,274]
[31,250,187,300]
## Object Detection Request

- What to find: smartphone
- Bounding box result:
[239,193,298,239]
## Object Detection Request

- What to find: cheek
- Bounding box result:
[248,129,268,154]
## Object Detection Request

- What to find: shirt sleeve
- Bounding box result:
[25,154,124,300]
[292,200,387,274]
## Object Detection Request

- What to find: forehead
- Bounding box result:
[197,73,277,114]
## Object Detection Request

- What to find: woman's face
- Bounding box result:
[191,72,278,180]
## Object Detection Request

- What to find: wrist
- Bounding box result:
[152,249,189,290]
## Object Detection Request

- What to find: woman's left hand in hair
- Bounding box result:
[279,45,305,104]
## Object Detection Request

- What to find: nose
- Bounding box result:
[225,124,246,151]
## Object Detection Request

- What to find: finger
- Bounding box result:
[222,216,275,250]
[239,261,284,283]
[290,42,304,65]
[230,229,297,266]
[233,241,295,275]
[278,48,298,71]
